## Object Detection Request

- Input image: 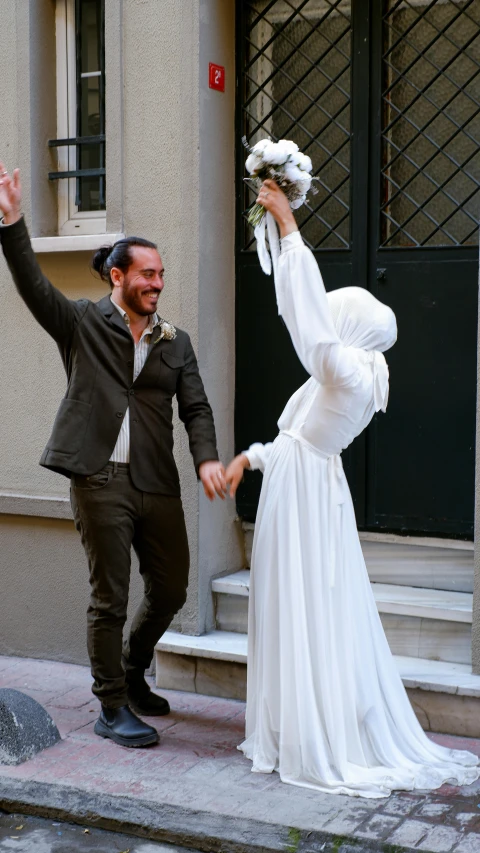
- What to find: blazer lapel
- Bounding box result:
[97,294,132,340]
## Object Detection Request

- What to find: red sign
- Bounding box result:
[209,63,225,92]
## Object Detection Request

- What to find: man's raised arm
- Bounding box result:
[0,162,85,344]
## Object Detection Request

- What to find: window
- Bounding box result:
[52,0,106,235]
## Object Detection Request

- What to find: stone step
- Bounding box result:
[242,524,474,592]
[155,629,480,737]
[212,572,473,664]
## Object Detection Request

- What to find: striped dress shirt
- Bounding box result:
[109,298,160,463]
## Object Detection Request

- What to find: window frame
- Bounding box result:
[55,0,106,236]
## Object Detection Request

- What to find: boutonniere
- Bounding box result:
[154,320,177,343]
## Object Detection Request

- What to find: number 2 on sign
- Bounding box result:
[209,63,225,92]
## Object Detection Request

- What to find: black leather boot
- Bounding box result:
[126,670,170,717]
[94,705,159,747]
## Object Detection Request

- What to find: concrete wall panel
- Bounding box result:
[0,515,144,666]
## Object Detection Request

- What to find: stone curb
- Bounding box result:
[0,777,423,853]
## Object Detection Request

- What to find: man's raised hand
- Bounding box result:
[0,163,22,225]
[199,460,227,501]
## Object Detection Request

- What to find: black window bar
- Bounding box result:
[49,0,106,211]
[238,0,353,252]
[380,0,480,248]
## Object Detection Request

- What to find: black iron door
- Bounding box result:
[235,0,480,537]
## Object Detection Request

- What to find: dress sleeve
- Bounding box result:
[242,442,274,474]
[275,231,360,387]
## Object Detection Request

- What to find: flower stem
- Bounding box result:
[247,202,266,228]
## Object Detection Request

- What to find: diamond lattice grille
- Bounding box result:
[241,0,352,250]
[381,0,480,247]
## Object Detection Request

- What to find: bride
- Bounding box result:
[225,179,480,798]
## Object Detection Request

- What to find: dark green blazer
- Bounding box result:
[0,218,219,495]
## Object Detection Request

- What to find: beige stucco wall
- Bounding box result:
[0,0,239,664]
[121,0,239,635]
[0,249,149,663]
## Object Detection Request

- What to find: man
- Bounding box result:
[0,162,226,748]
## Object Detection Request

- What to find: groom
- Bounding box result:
[0,162,226,748]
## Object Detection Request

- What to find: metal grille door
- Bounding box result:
[381,1,480,248]
[235,0,479,537]
[242,1,352,249]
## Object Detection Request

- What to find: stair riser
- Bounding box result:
[242,529,474,592]
[155,650,247,701]
[215,593,472,665]
[155,650,480,738]
[363,542,473,593]
[215,593,248,634]
[380,614,471,665]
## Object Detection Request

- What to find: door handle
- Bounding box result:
[376,268,387,283]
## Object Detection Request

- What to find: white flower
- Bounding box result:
[291,195,306,210]
[157,321,177,341]
[296,153,313,173]
[279,139,299,155]
[251,138,271,154]
[246,152,263,174]
[297,170,312,192]
[262,141,290,166]
[245,139,273,173]
[284,163,305,183]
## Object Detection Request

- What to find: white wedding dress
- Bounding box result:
[238,229,479,798]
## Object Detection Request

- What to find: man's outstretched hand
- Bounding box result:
[199,460,227,501]
[0,162,22,225]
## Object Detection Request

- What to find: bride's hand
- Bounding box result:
[257,179,298,238]
[0,163,22,225]
[225,454,250,499]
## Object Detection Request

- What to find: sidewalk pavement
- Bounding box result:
[0,656,480,853]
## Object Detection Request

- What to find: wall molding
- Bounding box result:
[0,492,73,520]
[31,233,124,253]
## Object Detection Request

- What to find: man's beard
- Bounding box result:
[122,283,159,316]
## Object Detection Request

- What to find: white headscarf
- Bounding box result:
[327,287,397,413]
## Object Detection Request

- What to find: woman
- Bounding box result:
[225,179,479,798]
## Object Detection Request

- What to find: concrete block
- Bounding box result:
[416,802,453,817]
[387,820,431,847]
[196,658,247,701]
[355,813,402,840]
[381,794,419,815]
[215,593,249,633]
[155,652,196,693]
[155,652,247,700]
[454,813,479,826]
[0,689,60,765]
[407,688,480,737]
[418,825,459,852]
[380,614,472,665]
[454,834,480,853]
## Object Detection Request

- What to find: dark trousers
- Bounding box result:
[70,462,189,708]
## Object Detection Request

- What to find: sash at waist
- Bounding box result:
[278,429,334,460]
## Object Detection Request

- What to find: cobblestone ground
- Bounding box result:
[0,655,480,852]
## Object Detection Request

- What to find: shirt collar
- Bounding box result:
[110,296,160,334]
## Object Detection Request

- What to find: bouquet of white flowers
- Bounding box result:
[244,137,313,229]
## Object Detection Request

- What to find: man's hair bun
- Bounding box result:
[91,235,157,287]
[92,245,113,279]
